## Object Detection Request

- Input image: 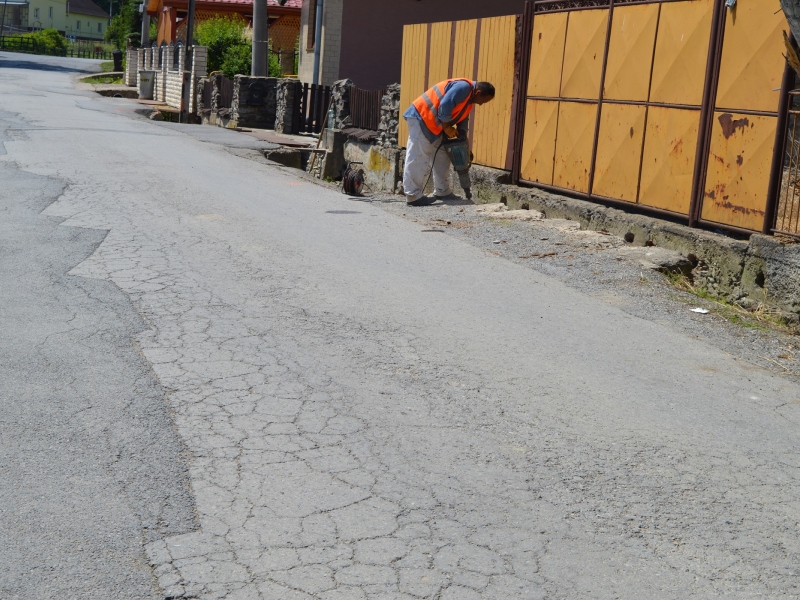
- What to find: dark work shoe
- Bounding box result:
[435,192,461,200]
[407,196,437,207]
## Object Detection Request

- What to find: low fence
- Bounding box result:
[0,36,66,57]
[217,75,234,113]
[400,0,795,237]
[293,82,332,134]
[350,86,385,131]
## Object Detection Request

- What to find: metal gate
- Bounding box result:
[399,0,793,236]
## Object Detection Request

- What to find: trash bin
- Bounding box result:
[139,70,156,100]
[112,49,123,72]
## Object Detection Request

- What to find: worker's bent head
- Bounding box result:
[473,82,496,105]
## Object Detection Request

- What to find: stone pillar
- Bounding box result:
[160,46,172,102]
[231,76,277,129]
[124,48,138,86]
[190,46,208,114]
[275,78,299,134]
[379,83,401,147]
[329,78,352,129]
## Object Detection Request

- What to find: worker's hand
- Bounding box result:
[443,124,458,139]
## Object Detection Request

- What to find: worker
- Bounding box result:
[402,79,495,206]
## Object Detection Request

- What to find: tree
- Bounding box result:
[105,0,141,49]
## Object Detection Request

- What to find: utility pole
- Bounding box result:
[140,2,150,46]
[251,0,267,77]
[179,0,196,123]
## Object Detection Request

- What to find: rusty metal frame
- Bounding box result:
[765,47,796,235]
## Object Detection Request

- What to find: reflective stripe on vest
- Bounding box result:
[412,79,474,137]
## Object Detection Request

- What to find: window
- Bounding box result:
[76,20,80,29]
[49,7,52,17]
[33,7,38,17]
[306,0,316,50]
[97,22,101,33]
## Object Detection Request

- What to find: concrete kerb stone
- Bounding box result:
[468,165,800,321]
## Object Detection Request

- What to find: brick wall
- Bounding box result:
[159,46,172,103]
[165,70,187,109]
[298,0,343,87]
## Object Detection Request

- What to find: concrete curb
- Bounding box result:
[469,165,800,321]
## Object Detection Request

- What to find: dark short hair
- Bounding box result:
[475,82,495,97]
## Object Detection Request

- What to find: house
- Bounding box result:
[66,0,109,40]
[148,0,301,64]
[25,0,68,33]
[297,0,527,89]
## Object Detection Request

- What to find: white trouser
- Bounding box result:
[403,118,453,202]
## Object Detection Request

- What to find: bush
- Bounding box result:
[195,15,284,78]
[219,42,251,79]
[105,0,141,49]
[195,15,248,75]
[25,29,67,51]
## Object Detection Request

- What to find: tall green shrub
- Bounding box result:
[195,15,284,78]
[195,15,249,77]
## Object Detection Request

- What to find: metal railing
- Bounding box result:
[774,90,800,239]
[349,86,385,131]
[292,82,331,134]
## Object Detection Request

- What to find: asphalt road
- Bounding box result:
[2,52,800,599]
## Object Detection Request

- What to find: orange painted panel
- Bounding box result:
[553,101,597,193]
[473,15,517,169]
[520,99,560,184]
[650,0,714,106]
[561,9,609,100]
[428,21,452,88]
[452,19,477,81]
[715,0,787,112]
[593,103,647,202]
[398,23,428,148]
[701,112,777,231]
[603,3,659,102]
[528,12,568,98]
[639,107,701,214]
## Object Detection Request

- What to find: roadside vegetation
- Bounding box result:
[194,15,281,78]
[665,272,799,335]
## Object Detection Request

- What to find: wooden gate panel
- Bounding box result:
[527,12,568,98]
[714,0,786,113]
[593,103,647,202]
[649,0,714,106]
[428,21,452,88]
[701,112,778,231]
[452,19,478,80]
[639,107,701,213]
[520,99,559,184]
[553,101,597,193]
[603,3,659,102]
[473,15,517,170]
[560,9,609,100]
[398,23,428,148]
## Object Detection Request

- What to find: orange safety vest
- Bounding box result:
[412,79,475,136]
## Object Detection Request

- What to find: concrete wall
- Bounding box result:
[338,0,525,89]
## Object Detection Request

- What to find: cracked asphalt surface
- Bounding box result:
[2,53,800,599]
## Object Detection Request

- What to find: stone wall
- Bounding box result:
[232,76,277,129]
[275,79,299,134]
[330,79,352,129]
[379,83,401,147]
